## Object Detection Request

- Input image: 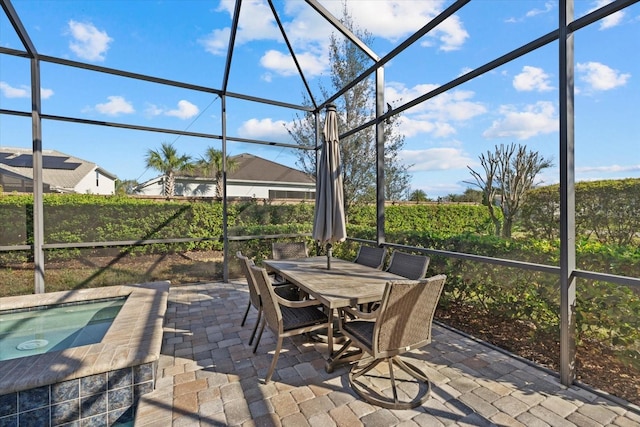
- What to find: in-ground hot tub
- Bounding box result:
[1,297,127,362]
[0,282,169,426]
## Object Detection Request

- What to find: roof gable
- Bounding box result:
[0,147,117,190]
[229,153,313,184]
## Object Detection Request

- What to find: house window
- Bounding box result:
[268,190,314,200]
[96,170,99,187]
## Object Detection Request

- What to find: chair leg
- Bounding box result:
[348,355,432,410]
[253,318,266,354]
[241,301,251,326]
[350,357,384,380]
[264,336,283,383]
[388,358,399,404]
[248,306,262,346]
[325,338,362,373]
[394,356,430,382]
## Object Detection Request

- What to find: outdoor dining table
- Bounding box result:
[262,256,406,369]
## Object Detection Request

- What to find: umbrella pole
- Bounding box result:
[326,243,332,269]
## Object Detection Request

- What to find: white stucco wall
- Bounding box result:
[74,168,115,195]
[137,177,314,199]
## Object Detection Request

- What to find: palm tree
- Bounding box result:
[408,189,428,202]
[115,179,141,195]
[145,142,192,197]
[197,147,239,197]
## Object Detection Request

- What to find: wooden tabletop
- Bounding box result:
[263,256,405,309]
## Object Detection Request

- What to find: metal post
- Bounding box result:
[375,67,385,246]
[315,109,321,256]
[559,0,577,386]
[222,95,229,283]
[31,57,45,293]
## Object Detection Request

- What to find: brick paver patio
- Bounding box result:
[134,281,640,426]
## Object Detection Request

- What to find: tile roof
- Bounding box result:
[229,153,314,184]
[0,147,116,191]
[177,153,314,184]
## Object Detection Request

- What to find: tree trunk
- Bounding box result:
[502,217,512,238]
[215,172,223,198]
[165,172,175,198]
[486,195,501,236]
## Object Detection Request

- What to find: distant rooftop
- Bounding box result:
[0,146,117,192]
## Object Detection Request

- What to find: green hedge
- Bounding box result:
[520,178,640,245]
[0,194,227,259]
[347,203,495,235]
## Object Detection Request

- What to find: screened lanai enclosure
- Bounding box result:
[1,0,639,408]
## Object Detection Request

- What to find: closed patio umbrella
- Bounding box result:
[312,104,347,269]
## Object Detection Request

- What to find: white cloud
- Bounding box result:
[199,0,280,56]
[506,1,554,23]
[199,27,230,56]
[401,147,475,171]
[235,0,281,44]
[526,1,555,17]
[238,118,292,140]
[145,100,199,119]
[0,82,54,99]
[329,1,468,51]
[586,1,625,29]
[95,96,134,116]
[431,15,469,52]
[577,164,640,174]
[513,66,554,92]
[386,83,486,121]
[200,0,331,77]
[0,82,28,98]
[165,100,199,119]
[385,82,486,138]
[576,61,630,91]
[202,0,469,75]
[40,88,54,99]
[397,116,456,138]
[67,20,112,61]
[259,50,327,77]
[483,101,558,140]
[144,104,164,117]
[600,11,625,29]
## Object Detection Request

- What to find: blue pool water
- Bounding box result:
[0,297,126,361]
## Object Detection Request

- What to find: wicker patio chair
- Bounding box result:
[237,252,263,346]
[271,241,308,260]
[386,250,430,280]
[237,251,299,347]
[250,264,329,383]
[271,241,309,286]
[333,275,447,409]
[353,245,386,270]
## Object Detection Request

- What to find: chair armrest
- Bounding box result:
[275,294,323,308]
[342,305,378,320]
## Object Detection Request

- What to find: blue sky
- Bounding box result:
[1,0,639,198]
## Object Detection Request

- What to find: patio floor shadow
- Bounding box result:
[134,281,640,426]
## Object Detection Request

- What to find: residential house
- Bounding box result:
[0,147,116,195]
[136,153,315,199]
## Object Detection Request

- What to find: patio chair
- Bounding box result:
[333,275,447,409]
[271,241,308,260]
[386,250,430,280]
[250,264,329,383]
[271,241,309,286]
[237,252,299,347]
[237,252,263,345]
[354,245,386,269]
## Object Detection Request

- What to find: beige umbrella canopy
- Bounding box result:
[312,104,347,269]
